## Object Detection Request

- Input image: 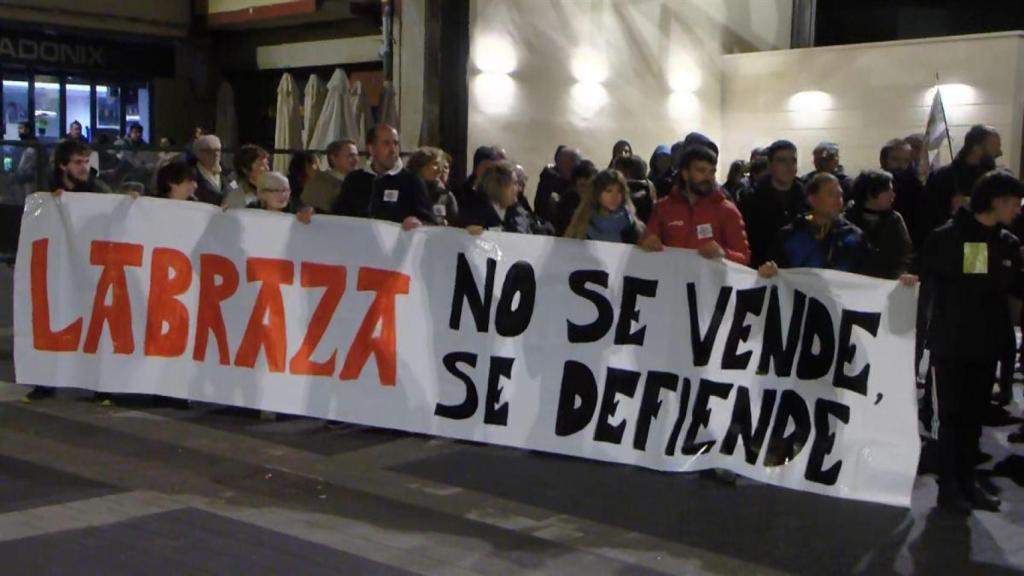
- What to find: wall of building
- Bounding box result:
[466,0,792,194]
[720,32,1024,178]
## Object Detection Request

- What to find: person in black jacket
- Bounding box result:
[456,146,499,209]
[739,139,807,268]
[919,169,1024,513]
[880,138,925,248]
[845,170,915,279]
[535,145,580,225]
[464,161,554,236]
[547,160,597,236]
[612,154,655,225]
[333,124,435,230]
[916,125,1002,250]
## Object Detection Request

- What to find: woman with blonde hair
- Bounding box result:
[406,146,459,225]
[564,168,644,244]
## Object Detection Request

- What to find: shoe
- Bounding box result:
[936,486,971,515]
[259,410,277,422]
[24,386,55,402]
[969,484,1001,512]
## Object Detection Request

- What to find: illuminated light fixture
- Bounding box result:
[473,35,518,75]
[668,56,702,93]
[570,82,608,120]
[473,72,516,115]
[668,91,700,120]
[571,48,609,84]
[923,83,975,107]
[787,90,833,112]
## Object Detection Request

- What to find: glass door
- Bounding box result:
[33,74,61,142]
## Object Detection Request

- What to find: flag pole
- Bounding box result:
[935,73,955,160]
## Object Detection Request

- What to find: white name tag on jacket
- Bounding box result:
[697,223,713,239]
[383,189,399,202]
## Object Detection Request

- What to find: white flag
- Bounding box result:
[922,88,950,175]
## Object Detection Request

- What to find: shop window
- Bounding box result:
[33,75,61,141]
[66,78,92,142]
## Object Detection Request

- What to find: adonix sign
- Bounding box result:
[0,31,174,77]
[0,36,104,67]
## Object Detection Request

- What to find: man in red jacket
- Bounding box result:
[639,145,751,265]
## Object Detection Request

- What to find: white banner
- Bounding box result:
[14,193,921,507]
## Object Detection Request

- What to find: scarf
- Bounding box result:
[587,209,633,242]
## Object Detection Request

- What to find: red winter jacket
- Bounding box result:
[642,186,751,265]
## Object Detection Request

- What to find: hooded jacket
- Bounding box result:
[648,145,674,199]
[920,208,1024,362]
[643,185,750,265]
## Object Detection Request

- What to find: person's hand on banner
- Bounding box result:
[466,225,484,236]
[697,240,725,260]
[402,216,422,231]
[898,274,919,287]
[51,189,64,198]
[758,261,779,278]
[638,235,663,252]
[296,206,313,225]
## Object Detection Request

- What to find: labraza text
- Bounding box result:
[31,239,876,488]
[15,194,916,506]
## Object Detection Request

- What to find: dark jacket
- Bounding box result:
[626,179,655,225]
[334,166,436,224]
[845,205,914,279]
[739,175,808,268]
[426,180,460,227]
[534,166,572,228]
[193,168,234,206]
[648,146,674,199]
[890,168,925,249]
[920,208,1024,363]
[461,193,555,235]
[916,157,990,249]
[772,215,867,273]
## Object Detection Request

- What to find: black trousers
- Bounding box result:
[933,359,994,494]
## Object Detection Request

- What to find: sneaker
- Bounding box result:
[23,386,56,403]
[969,483,1001,512]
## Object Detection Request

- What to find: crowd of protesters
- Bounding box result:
[19,117,1024,515]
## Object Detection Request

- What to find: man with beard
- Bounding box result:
[917,125,1002,246]
[50,138,111,194]
[639,144,750,265]
[739,139,807,268]
[880,138,926,250]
